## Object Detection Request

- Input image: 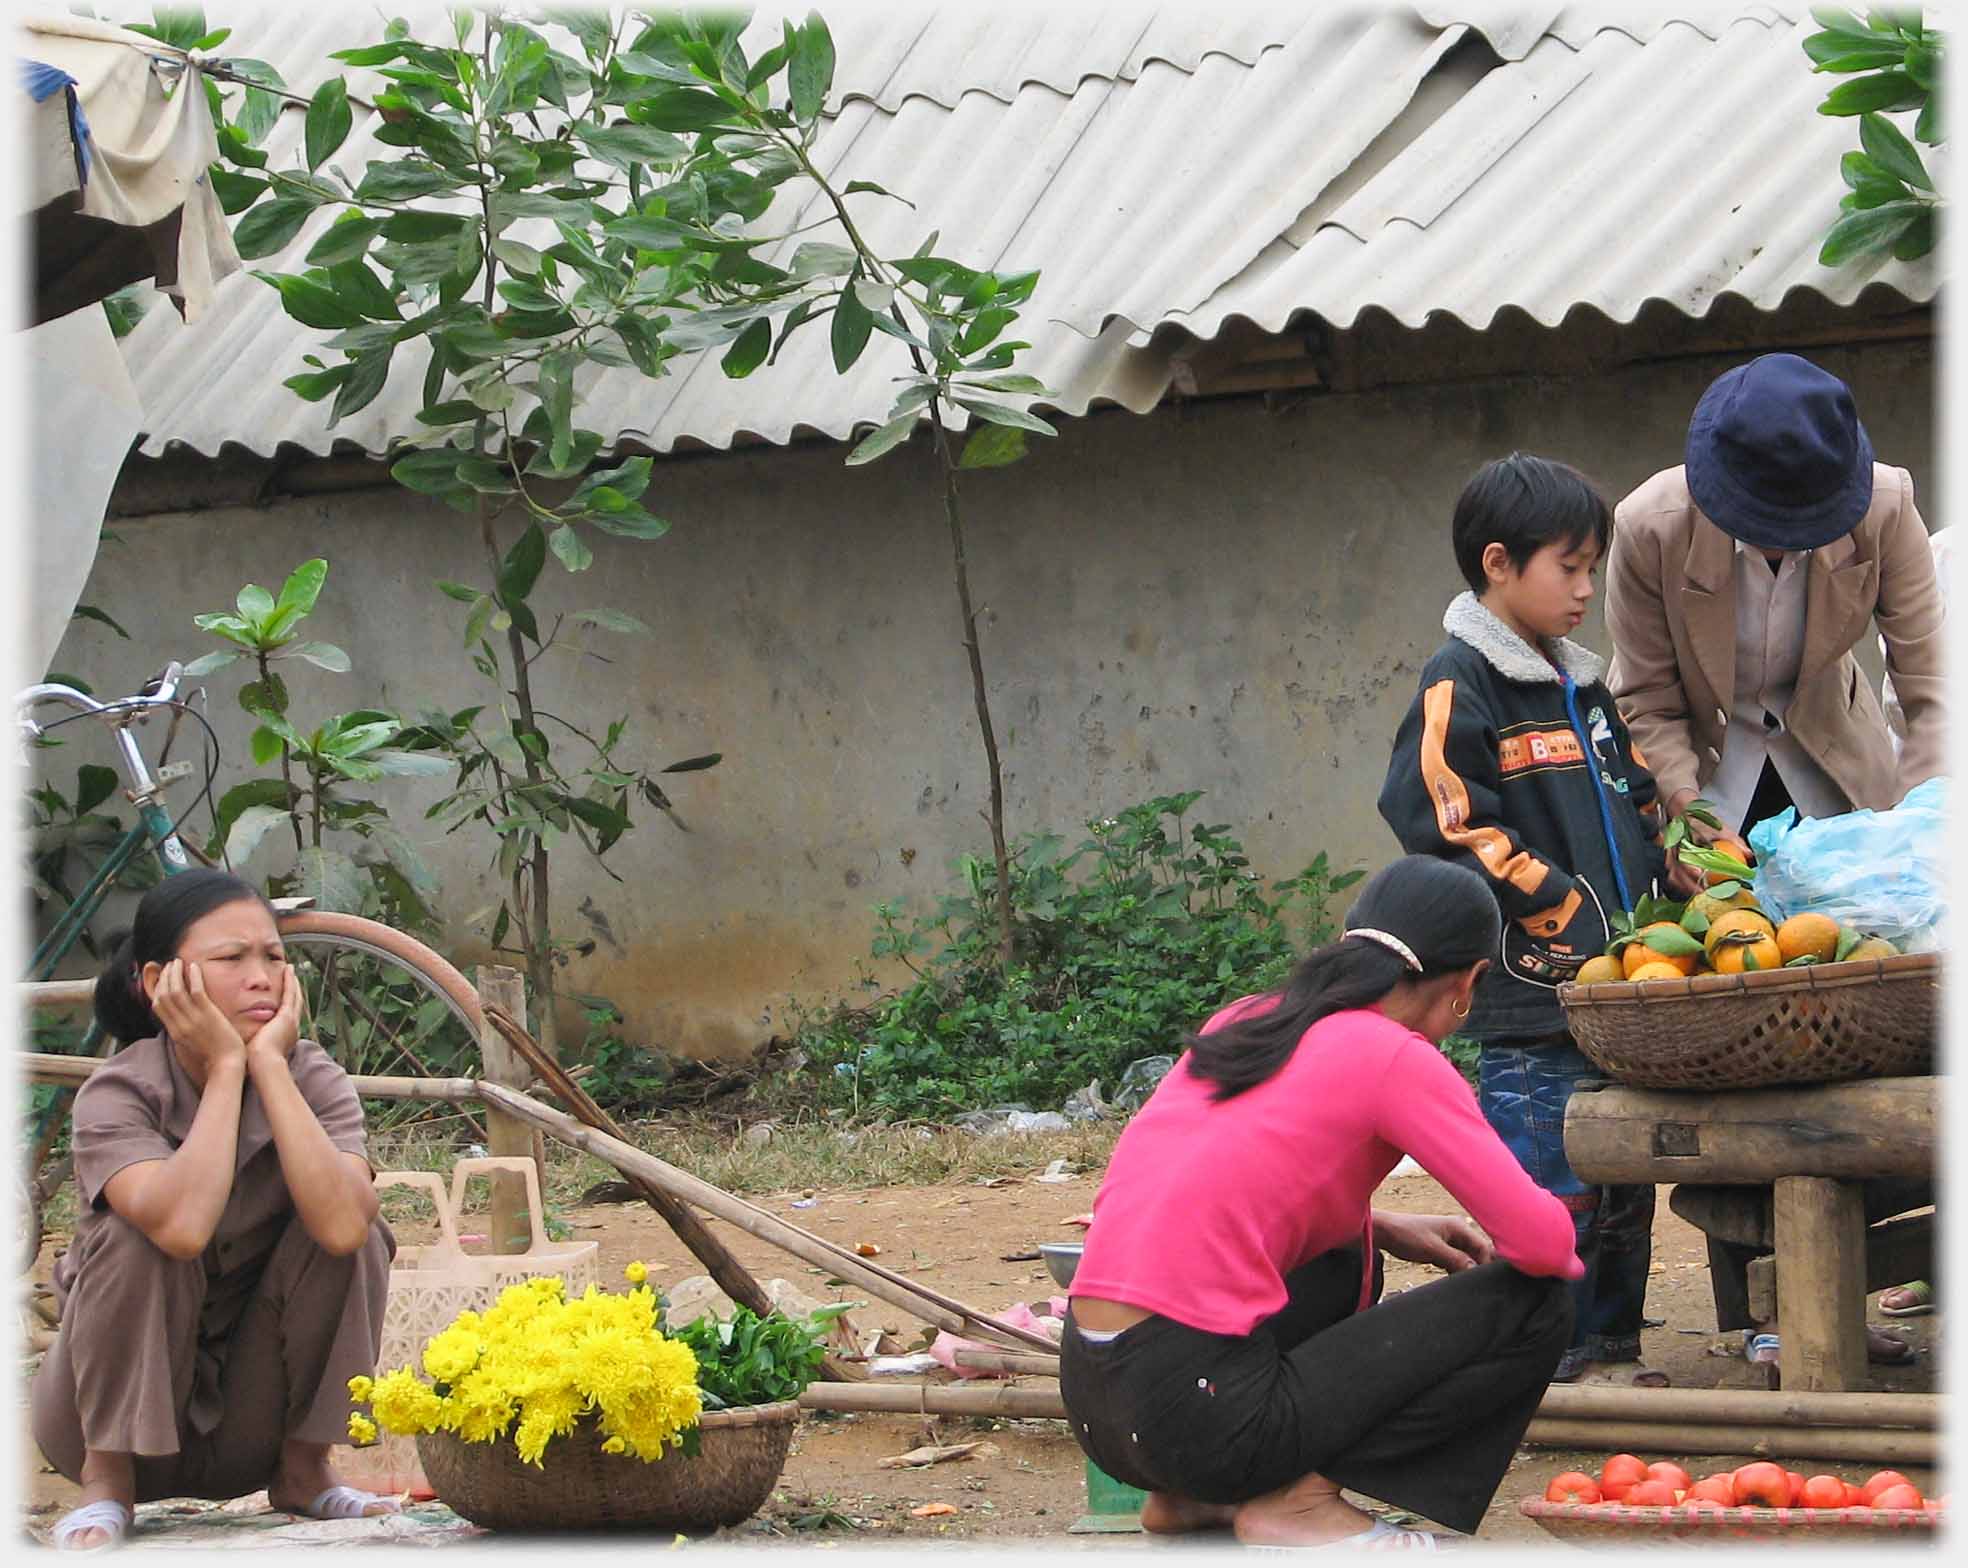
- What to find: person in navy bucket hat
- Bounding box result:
[1602,351,1946,1372]
[1683,354,1876,553]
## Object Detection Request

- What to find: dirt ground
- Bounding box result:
[20,1168,1939,1547]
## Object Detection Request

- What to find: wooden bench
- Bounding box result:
[1564,1076,1937,1392]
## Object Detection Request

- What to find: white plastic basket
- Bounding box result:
[337,1156,599,1495]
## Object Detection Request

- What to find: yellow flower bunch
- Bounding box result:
[349,1269,702,1467]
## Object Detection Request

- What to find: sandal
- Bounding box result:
[1248,1519,1445,1551]
[1555,1362,1670,1389]
[1880,1280,1936,1317]
[295,1485,402,1521]
[1867,1327,1916,1365]
[50,1499,132,1553]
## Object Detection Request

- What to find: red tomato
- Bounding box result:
[1599,1453,1649,1501]
[1647,1462,1693,1493]
[1801,1475,1849,1510]
[1732,1462,1790,1507]
[1688,1475,1738,1506]
[1872,1484,1925,1511]
[1844,1483,1868,1508]
[1545,1472,1603,1505]
[1862,1471,1914,1504]
[1624,1480,1679,1508]
[1785,1471,1806,1507]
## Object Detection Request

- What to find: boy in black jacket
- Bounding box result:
[1379,454,1699,1387]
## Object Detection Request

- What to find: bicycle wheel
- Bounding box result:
[277,913,484,1128]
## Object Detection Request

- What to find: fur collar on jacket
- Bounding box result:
[1443,590,1606,687]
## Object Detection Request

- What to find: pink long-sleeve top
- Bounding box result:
[1070,999,1584,1336]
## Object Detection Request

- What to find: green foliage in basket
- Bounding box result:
[675,1304,851,1410]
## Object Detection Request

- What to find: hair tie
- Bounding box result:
[1345,927,1423,973]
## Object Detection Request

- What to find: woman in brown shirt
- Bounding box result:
[33,870,397,1550]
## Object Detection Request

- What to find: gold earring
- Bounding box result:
[1451,997,1471,1019]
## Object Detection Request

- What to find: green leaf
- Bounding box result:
[573,121,689,170]
[250,725,288,766]
[1916,92,1941,144]
[1640,926,1706,958]
[1679,907,1711,937]
[540,350,576,470]
[789,14,836,123]
[209,167,269,215]
[182,649,244,678]
[304,76,353,171]
[391,447,467,495]
[721,316,772,378]
[235,584,275,621]
[330,351,394,427]
[305,215,389,268]
[435,580,481,603]
[583,505,669,540]
[499,523,549,607]
[570,458,654,505]
[1859,111,1933,190]
[1803,32,1910,70]
[1891,206,1936,260]
[550,523,594,572]
[238,673,289,716]
[491,238,543,275]
[660,752,722,773]
[224,803,294,868]
[1835,927,1865,961]
[70,603,132,638]
[954,397,1057,436]
[568,608,651,634]
[286,641,351,672]
[251,271,367,331]
[365,748,455,777]
[234,199,315,260]
[843,178,912,208]
[845,411,918,466]
[957,372,1050,395]
[1818,69,1925,115]
[354,161,461,202]
[72,763,119,818]
[958,424,1029,470]
[274,558,328,625]
[1818,198,1927,265]
[294,846,365,913]
[830,276,874,372]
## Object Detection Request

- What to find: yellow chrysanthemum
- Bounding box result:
[624,1260,649,1285]
[347,1413,379,1445]
[347,1375,374,1403]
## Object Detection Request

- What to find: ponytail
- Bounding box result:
[88,869,272,1045]
[1180,854,1503,1102]
[93,930,161,1045]
[1186,940,1412,1100]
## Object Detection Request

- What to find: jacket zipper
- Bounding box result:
[1562,674,1634,915]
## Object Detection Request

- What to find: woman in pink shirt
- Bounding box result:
[1062,856,1582,1549]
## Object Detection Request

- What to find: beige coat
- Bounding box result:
[1605,463,1946,814]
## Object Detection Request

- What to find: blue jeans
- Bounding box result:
[1477,1037,1654,1379]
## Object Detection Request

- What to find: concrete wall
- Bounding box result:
[55,339,1937,1058]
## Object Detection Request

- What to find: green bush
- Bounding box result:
[800,791,1364,1120]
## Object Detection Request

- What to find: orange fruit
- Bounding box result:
[1705,834,1756,886]
[1776,913,1840,965]
[1845,936,1897,963]
[1628,960,1689,982]
[1623,922,1700,978]
[1577,955,1625,985]
[1704,908,1777,961]
[1712,935,1782,974]
[1690,886,1759,923]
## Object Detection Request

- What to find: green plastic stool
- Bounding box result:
[1069,1458,1148,1533]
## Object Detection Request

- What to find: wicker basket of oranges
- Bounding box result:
[1557,819,1939,1091]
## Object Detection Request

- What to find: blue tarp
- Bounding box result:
[20,58,91,183]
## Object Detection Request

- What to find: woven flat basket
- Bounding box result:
[1522,1497,1939,1546]
[1557,952,1940,1091]
[416,1401,799,1532]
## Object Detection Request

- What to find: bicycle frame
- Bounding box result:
[30,800,188,982]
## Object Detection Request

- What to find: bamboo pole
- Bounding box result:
[478,1004,860,1384]
[950,1350,1062,1377]
[1534,1384,1936,1430]
[22,1051,477,1101]
[798,1381,1067,1420]
[475,1080,1059,1352]
[21,979,94,1009]
[1521,1419,1935,1467]
[474,966,540,1256]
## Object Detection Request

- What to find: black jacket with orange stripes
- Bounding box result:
[1379,591,1670,1044]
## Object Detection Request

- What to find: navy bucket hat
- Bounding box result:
[1684,353,1875,551]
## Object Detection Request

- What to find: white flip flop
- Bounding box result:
[1249,1519,1446,1551]
[301,1485,402,1521]
[50,1498,133,1553]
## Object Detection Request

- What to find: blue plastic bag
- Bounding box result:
[1745,776,1949,953]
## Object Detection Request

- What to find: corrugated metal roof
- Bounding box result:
[110,2,1937,460]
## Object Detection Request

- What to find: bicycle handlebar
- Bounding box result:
[16,661,185,737]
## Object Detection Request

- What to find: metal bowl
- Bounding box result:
[1039,1241,1083,1288]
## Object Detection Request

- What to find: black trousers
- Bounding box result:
[1058,1247,1573,1535]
